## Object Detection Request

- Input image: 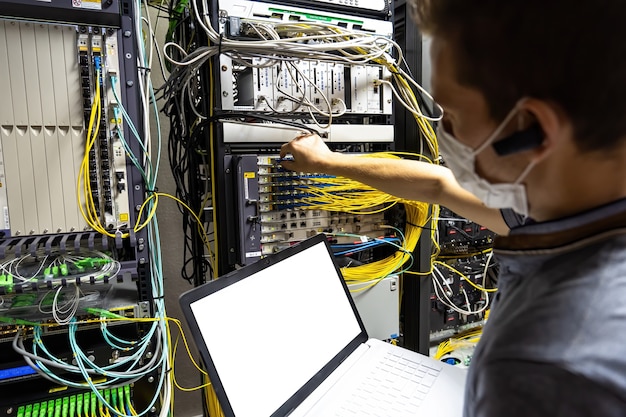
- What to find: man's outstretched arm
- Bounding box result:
[280,134,510,235]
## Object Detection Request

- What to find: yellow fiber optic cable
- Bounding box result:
[434,260,498,293]
[77,70,133,239]
[135,192,213,256]
[434,328,483,360]
[291,152,434,283]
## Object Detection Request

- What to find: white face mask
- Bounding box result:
[436,107,537,217]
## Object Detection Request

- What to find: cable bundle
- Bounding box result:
[290,152,431,283]
[162,0,442,138]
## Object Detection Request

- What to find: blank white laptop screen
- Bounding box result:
[189,240,363,417]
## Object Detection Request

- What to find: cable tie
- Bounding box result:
[137,65,151,73]
[145,187,159,194]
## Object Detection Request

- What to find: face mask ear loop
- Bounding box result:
[513,158,538,185]
[473,104,522,156]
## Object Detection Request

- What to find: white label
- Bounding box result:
[73,0,102,10]
[245,251,262,258]
[3,207,9,230]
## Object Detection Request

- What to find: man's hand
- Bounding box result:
[279,133,340,173]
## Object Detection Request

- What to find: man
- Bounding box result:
[281,1,626,416]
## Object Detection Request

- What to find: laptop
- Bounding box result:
[179,234,467,417]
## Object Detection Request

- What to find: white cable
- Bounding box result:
[482,251,494,288]
[432,266,489,316]
[52,284,80,325]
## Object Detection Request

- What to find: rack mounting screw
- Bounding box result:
[223,91,229,97]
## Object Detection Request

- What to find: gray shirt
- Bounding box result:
[465,198,626,417]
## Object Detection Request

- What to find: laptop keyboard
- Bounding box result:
[334,349,443,416]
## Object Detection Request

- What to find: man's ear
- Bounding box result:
[517,98,565,162]
[492,122,544,156]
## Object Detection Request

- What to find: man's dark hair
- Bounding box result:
[411,0,626,152]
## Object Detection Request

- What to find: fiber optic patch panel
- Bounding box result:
[429,207,497,339]
[0,232,148,342]
[0,366,156,415]
[229,154,388,264]
[429,256,492,335]
[0,299,147,344]
[9,386,136,417]
[0,20,130,236]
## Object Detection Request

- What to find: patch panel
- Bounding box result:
[10,384,136,417]
[430,256,491,334]
[430,206,498,339]
[0,296,144,343]
[221,55,392,116]
[230,154,389,263]
[217,0,394,130]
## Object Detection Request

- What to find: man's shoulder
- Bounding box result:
[465,359,626,417]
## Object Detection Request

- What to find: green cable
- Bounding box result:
[69,395,76,417]
[85,308,125,320]
[62,396,69,417]
[76,394,83,417]
[90,391,96,417]
[111,387,118,411]
[54,398,61,417]
[124,385,132,411]
[83,393,89,417]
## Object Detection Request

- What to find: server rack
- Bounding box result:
[0,1,164,415]
[164,0,436,360]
